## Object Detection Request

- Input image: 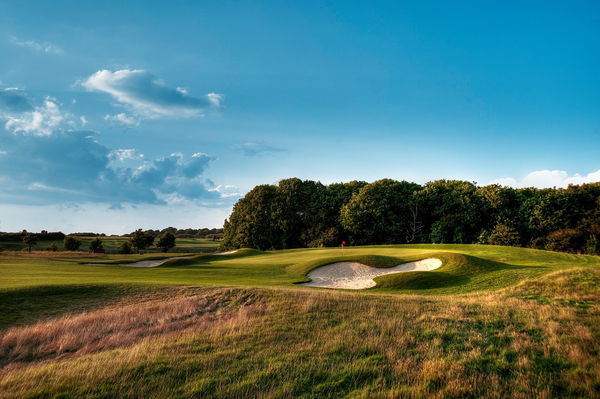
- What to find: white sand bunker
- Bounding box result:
[214,250,238,255]
[301,258,442,289]
[86,256,193,268]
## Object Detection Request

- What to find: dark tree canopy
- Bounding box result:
[222,178,600,255]
[63,236,82,251]
[156,232,176,252]
[130,229,154,252]
[89,237,105,253]
[22,233,37,253]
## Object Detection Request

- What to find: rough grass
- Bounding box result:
[0,268,598,398]
[1,245,599,398]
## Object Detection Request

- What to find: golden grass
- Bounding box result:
[0,289,262,368]
[0,268,598,398]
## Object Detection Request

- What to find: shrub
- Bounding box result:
[545,229,585,253]
[584,235,599,255]
[118,241,132,254]
[487,224,520,246]
[48,242,58,252]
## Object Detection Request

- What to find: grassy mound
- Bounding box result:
[1,268,599,398]
[373,253,519,292]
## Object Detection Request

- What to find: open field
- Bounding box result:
[1,244,599,398]
[0,236,221,254]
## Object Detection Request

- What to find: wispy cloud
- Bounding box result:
[104,112,139,126]
[82,69,222,119]
[234,141,287,157]
[489,169,600,188]
[9,35,63,54]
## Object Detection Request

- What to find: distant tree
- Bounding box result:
[118,241,133,254]
[130,229,154,252]
[156,232,176,252]
[63,236,82,251]
[49,242,58,252]
[89,237,105,253]
[22,233,37,253]
[487,223,520,246]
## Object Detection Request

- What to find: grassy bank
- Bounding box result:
[0,244,599,398]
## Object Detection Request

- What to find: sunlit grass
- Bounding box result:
[1,245,599,398]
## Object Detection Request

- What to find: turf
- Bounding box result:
[1,244,598,293]
[0,236,220,253]
[0,244,599,398]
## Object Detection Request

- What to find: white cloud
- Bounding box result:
[9,35,63,54]
[82,69,222,119]
[233,141,287,157]
[108,149,144,161]
[489,169,600,188]
[104,112,139,126]
[4,97,65,136]
[209,184,241,198]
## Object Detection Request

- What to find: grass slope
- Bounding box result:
[0,244,599,398]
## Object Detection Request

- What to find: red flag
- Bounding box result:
[342,241,346,245]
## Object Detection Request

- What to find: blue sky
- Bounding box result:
[0,1,599,233]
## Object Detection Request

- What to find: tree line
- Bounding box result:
[221,178,600,254]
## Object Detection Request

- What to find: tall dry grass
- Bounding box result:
[0,289,262,367]
[0,268,598,398]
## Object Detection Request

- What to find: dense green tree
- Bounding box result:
[273,178,328,248]
[221,178,600,255]
[340,179,422,245]
[130,229,154,252]
[156,232,176,252]
[222,184,281,250]
[63,236,81,251]
[418,180,483,243]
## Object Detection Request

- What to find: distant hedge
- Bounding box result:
[222,178,600,254]
[0,231,65,242]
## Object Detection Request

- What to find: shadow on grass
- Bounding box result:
[0,284,140,330]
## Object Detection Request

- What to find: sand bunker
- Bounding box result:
[214,250,238,255]
[86,256,193,268]
[301,258,442,289]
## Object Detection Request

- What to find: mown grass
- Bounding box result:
[0,237,221,253]
[1,244,598,293]
[0,244,599,397]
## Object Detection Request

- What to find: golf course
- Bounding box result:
[1,244,599,398]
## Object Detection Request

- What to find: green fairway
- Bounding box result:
[0,236,220,253]
[1,244,599,398]
[1,244,599,293]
